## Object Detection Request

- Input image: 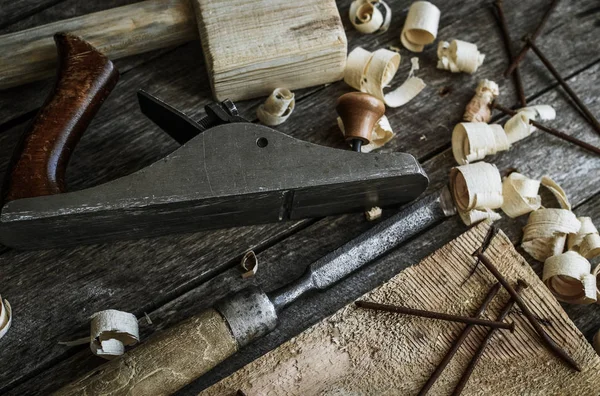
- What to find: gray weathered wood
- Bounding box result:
[4,56,600,396]
[0,0,599,394]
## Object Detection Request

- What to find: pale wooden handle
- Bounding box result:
[0,0,198,90]
[54,309,238,396]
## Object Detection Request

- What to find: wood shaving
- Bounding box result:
[344,47,425,108]
[400,1,440,53]
[568,217,600,259]
[450,162,503,226]
[594,330,600,354]
[256,88,295,126]
[501,172,541,218]
[504,105,556,144]
[543,251,596,304]
[365,207,382,221]
[0,296,12,340]
[349,0,391,34]
[463,80,499,123]
[594,265,600,303]
[90,310,139,360]
[337,115,394,152]
[540,176,571,210]
[437,40,485,74]
[458,208,502,226]
[522,209,581,262]
[241,250,259,278]
[452,122,509,165]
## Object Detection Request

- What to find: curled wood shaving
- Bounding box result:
[344,47,425,108]
[504,105,556,144]
[540,176,571,210]
[256,88,295,126]
[400,1,440,53]
[450,162,503,226]
[463,80,499,123]
[522,208,581,262]
[365,206,382,221]
[501,172,541,218]
[337,115,394,152]
[241,250,259,278]
[90,310,139,360]
[349,0,391,34]
[543,251,596,304]
[568,217,600,259]
[458,208,502,226]
[0,296,12,340]
[437,40,485,74]
[452,122,509,165]
[594,264,600,303]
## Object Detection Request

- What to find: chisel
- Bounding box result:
[55,188,456,395]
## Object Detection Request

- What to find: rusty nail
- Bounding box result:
[463,225,499,285]
[504,0,561,76]
[492,0,526,107]
[492,101,600,156]
[525,37,600,135]
[473,249,581,371]
[452,280,528,395]
[355,299,514,331]
[417,283,502,396]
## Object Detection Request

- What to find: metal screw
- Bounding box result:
[492,0,526,107]
[504,0,561,76]
[524,37,600,135]
[473,249,581,371]
[492,102,600,156]
[354,300,514,331]
[452,279,528,395]
[417,283,502,396]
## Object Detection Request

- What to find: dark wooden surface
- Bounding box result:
[0,0,599,394]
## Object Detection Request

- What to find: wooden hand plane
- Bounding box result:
[0,34,428,250]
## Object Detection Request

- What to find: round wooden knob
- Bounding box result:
[336,92,385,151]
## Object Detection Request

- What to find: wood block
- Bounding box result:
[201,223,600,395]
[192,0,347,101]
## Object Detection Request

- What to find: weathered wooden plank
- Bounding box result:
[0,0,62,31]
[1,0,599,393]
[5,58,600,395]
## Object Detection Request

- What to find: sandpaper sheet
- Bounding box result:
[201,223,600,395]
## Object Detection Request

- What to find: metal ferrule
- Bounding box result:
[215,287,278,347]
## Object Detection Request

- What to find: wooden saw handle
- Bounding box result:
[3,33,119,203]
[54,309,238,395]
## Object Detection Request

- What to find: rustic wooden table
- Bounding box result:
[0,0,598,394]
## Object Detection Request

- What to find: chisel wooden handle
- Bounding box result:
[54,309,238,395]
[0,0,197,90]
[3,33,119,202]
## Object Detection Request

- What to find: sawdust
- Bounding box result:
[201,224,600,395]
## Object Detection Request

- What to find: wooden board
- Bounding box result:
[202,223,600,395]
[193,0,347,100]
[0,0,599,394]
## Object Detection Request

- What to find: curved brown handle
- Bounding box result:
[3,33,119,203]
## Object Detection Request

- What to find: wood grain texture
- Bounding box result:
[56,309,237,396]
[0,0,169,126]
[4,33,119,201]
[202,223,600,395]
[193,0,347,100]
[0,0,599,394]
[0,0,197,90]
